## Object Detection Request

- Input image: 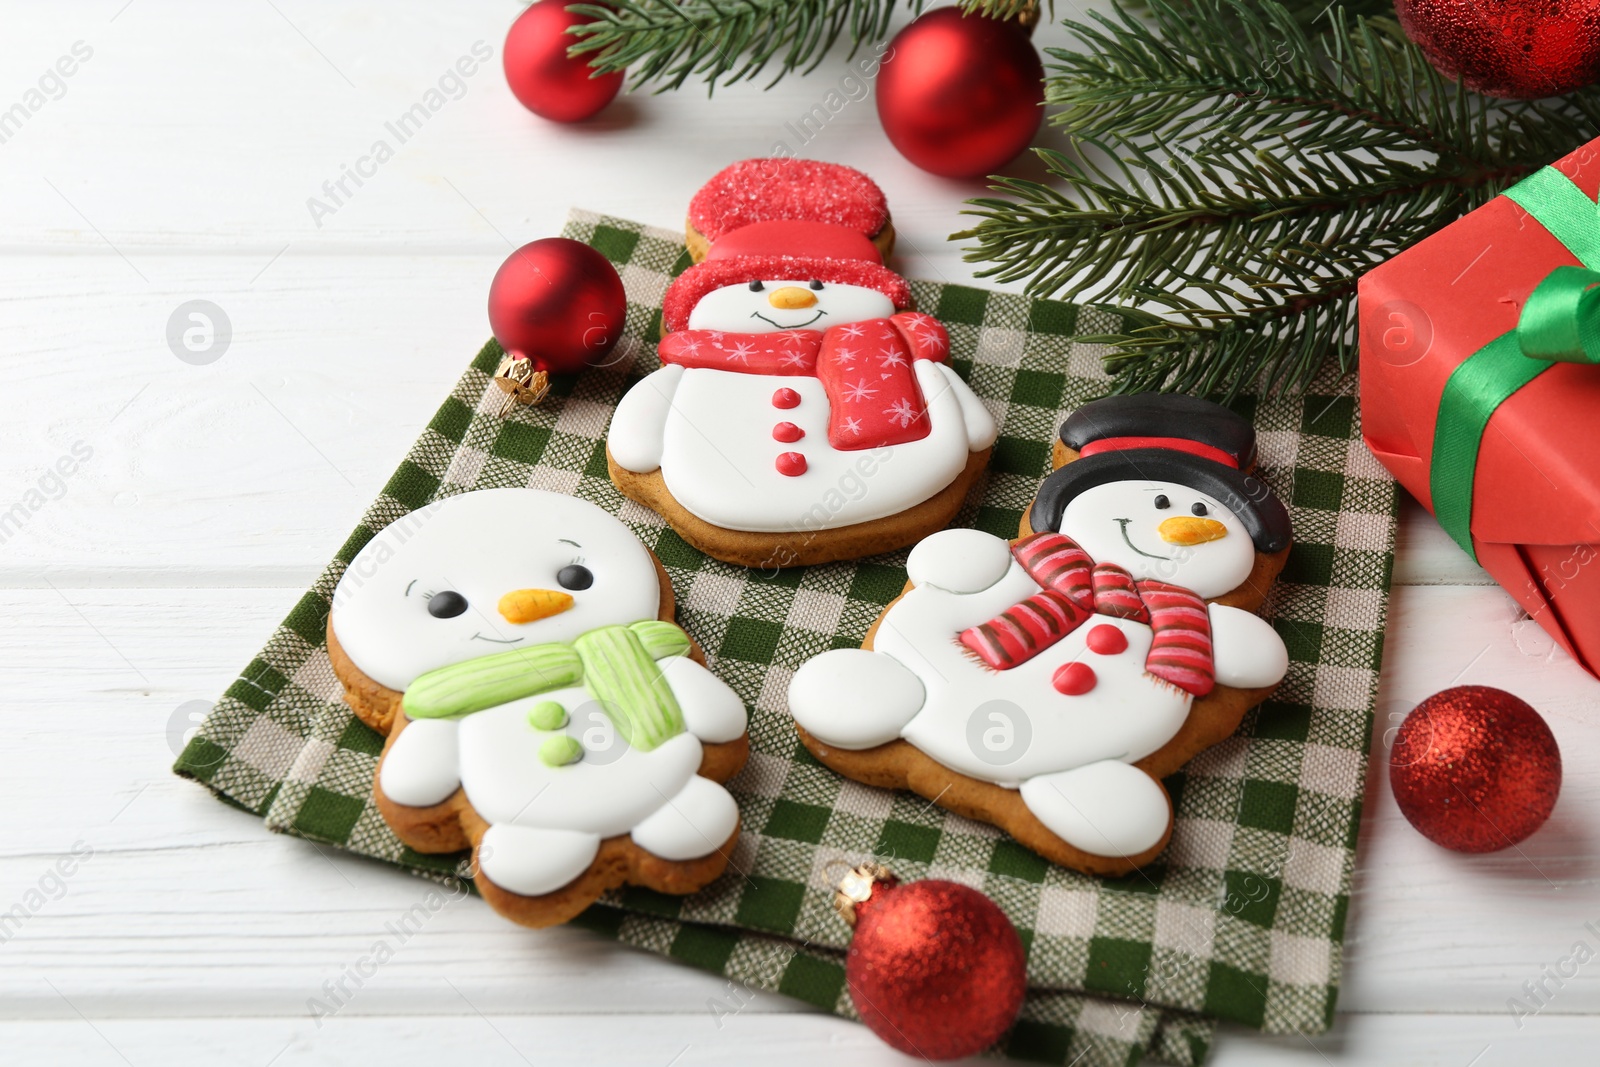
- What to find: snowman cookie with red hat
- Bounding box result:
[606,158,997,569]
[787,394,1294,875]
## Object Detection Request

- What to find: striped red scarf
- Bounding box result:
[957,532,1215,696]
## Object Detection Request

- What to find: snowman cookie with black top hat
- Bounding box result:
[327,488,750,927]
[607,158,997,569]
[788,395,1293,875]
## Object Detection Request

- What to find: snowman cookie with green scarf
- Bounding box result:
[327,488,749,928]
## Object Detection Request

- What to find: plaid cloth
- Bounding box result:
[175,210,1398,1067]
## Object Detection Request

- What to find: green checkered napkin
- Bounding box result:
[175,210,1397,1067]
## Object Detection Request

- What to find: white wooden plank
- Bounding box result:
[0,1014,928,1067]
[1344,581,1600,1014]
[0,1012,1593,1066]
[1390,496,1496,588]
[0,0,1085,269]
[1209,1012,1599,1065]
[0,253,499,583]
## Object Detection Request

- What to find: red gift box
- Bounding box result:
[1361,138,1600,679]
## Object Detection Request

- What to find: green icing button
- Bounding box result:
[539,735,583,767]
[528,700,568,731]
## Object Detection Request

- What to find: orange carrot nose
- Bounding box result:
[768,286,817,310]
[1157,517,1228,545]
[498,588,574,624]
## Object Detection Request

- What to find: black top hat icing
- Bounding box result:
[1030,393,1293,554]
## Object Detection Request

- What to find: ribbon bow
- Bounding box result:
[1429,166,1600,558]
[1518,265,1600,364]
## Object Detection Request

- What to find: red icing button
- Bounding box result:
[773,421,805,443]
[776,452,808,476]
[1052,662,1097,696]
[1086,624,1128,656]
[772,388,801,409]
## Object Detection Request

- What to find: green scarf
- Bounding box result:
[400,620,692,752]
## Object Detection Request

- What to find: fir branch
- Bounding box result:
[569,0,907,90]
[958,0,1045,23]
[957,0,1600,398]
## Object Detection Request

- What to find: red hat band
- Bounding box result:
[706,219,882,265]
[1076,436,1242,469]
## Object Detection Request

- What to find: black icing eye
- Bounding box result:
[1191,502,1209,516]
[557,564,594,591]
[809,279,824,290]
[748,280,765,292]
[1153,495,1170,510]
[427,590,468,618]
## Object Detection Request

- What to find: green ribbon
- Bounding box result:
[1429,166,1600,558]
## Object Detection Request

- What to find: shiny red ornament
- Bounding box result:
[1395,0,1600,98]
[503,0,624,122]
[1389,686,1562,853]
[487,237,627,375]
[837,865,1026,1060]
[875,8,1044,178]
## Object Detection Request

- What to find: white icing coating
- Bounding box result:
[629,774,740,861]
[1055,481,1256,600]
[905,527,1012,594]
[380,719,461,808]
[1209,604,1289,689]
[330,488,662,692]
[787,524,1286,859]
[931,362,998,450]
[686,281,896,334]
[657,655,749,744]
[789,649,925,750]
[607,364,683,473]
[1018,760,1170,857]
[336,488,752,882]
[646,361,980,533]
[478,823,601,896]
[457,692,703,835]
[882,569,1190,783]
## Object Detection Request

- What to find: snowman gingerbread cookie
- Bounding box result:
[327,488,750,927]
[607,158,997,569]
[787,394,1293,875]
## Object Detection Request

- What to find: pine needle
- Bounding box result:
[956,0,1600,398]
[569,0,909,90]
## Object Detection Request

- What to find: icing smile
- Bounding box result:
[1115,518,1174,560]
[471,633,525,644]
[751,309,826,329]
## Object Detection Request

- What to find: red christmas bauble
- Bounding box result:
[843,871,1026,1060]
[503,0,625,122]
[876,8,1044,178]
[487,238,627,374]
[1395,0,1600,98]
[1389,686,1562,852]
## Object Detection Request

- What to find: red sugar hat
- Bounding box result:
[688,158,889,242]
[662,256,913,333]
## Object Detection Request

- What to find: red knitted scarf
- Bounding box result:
[957,532,1215,696]
[657,312,950,450]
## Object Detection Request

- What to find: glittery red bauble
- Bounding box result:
[1395,0,1600,98]
[487,238,627,374]
[1389,686,1562,852]
[847,877,1027,1060]
[503,0,624,122]
[875,8,1044,178]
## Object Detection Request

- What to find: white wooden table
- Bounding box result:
[3,2,1596,1063]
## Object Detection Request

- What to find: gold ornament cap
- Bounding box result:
[833,862,896,928]
[492,353,550,410]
